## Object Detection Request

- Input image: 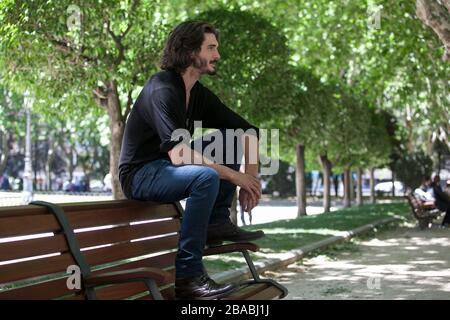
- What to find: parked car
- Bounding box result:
[374,181,404,194]
[89,179,105,192]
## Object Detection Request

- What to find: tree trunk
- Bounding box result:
[356,168,363,206]
[349,169,354,204]
[416,0,450,62]
[391,167,396,197]
[84,174,91,192]
[106,80,126,200]
[57,135,75,183]
[343,167,351,208]
[319,154,332,213]
[0,131,10,176]
[68,145,75,183]
[45,135,55,191]
[296,144,307,217]
[370,167,376,204]
[33,138,38,190]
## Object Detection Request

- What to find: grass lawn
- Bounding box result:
[204,201,412,274]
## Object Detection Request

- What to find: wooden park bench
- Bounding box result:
[405,193,442,230]
[0,200,288,300]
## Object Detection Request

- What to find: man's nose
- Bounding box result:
[215,51,221,60]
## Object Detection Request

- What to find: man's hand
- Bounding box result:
[228,171,261,204]
[239,188,258,212]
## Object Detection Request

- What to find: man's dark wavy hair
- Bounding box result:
[160,21,219,73]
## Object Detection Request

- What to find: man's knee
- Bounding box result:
[195,167,220,186]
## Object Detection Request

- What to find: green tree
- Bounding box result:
[0,86,25,176]
[1,0,168,198]
[395,151,434,189]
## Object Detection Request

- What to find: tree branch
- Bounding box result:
[416,0,450,61]
[123,74,138,119]
[105,0,140,66]
[93,87,109,110]
[42,32,98,65]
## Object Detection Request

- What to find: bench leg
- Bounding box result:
[85,286,97,300]
[144,279,164,300]
[418,219,429,230]
[241,251,288,299]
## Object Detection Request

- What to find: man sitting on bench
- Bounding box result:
[118,21,265,300]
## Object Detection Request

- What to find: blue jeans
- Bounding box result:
[131,130,242,278]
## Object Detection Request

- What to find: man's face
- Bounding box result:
[192,33,220,75]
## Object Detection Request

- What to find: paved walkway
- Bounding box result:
[266,225,450,299]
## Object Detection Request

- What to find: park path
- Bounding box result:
[265,225,450,299]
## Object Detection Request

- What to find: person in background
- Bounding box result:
[414,176,434,205]
[431,175,450,228]
[445,179,450,198]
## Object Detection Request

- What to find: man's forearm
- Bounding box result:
[242,133,259,177]
[168,143,235,180]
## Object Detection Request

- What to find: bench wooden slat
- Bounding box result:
[0,202,179,238]
[67,203,179,229]
[0,214,61,238]
[0,234,68,262]
[84,235,179,267]
[91,251,177,275]
[0,277,80,300]
[0,200,163,218]
[94,269,176,300]
[76,219,180,249]
[0,253,75,284]
[0,205,47,218]
[0,252,177,300]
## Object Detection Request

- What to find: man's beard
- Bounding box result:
[193,56,218,75]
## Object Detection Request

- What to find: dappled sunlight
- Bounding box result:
[203,254,245,264]
[270,226,450,299]
[409,260,446,265]
[360,238,397,247]
[262,227,348,237]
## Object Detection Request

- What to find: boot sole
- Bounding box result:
[206,233,265,246]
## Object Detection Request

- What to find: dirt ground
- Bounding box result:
[265,223,450,300]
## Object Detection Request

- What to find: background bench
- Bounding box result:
[406,193,442,230]
[0,200,287,300]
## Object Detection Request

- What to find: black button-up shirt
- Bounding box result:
[118,70,259,198]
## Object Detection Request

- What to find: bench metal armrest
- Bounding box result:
[420,202,436,210]
[84,267,171,300]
